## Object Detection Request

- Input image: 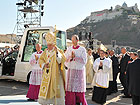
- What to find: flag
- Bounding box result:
[96,13,104,16]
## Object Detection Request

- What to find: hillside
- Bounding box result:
[66,3,140,48]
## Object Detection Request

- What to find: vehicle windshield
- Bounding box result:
[22,29,66,62]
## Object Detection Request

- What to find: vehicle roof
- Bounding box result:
[24,26,55,32]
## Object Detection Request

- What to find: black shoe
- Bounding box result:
[112,90,118,93]
[106,92,111,95]
[121,90,124,93]
[27,99,35,101]
[122,95,132,98]
[127,95,132,98]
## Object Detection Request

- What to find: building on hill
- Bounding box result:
[128,15,140,24]
[81,9,122,24]
[121,2,139,13]
[128,15,138,19]
[122,2,128,8]
[0,34,16,44]
[81,2,140,24]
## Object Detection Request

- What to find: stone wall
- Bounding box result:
[0,34,16,44]
[85,10,122,23]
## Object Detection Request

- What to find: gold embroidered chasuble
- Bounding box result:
[39,48,66,100]
[86,54,94,85]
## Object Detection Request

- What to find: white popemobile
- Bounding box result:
[0,26,67,83]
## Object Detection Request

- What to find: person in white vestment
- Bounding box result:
[105,52,113,95]
[92,50,111,104]
[65,35,88,105]
[26,43,43,101]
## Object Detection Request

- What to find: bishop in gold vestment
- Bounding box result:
[38,32,66,105]
[86,48,94,88]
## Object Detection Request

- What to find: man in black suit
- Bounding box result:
[119,47,130,98]
[127,50,140,105]
[109,50,119,93]
[92,48,100,60]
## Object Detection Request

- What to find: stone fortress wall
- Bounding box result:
[81,2,139,24]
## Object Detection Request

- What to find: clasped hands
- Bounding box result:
[44,63,50,68]
[99,61,103,67]
[70,51,75,61]
[35,55,39,61]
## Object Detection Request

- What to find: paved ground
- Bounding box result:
[0,79,132,105]
[86,83,132,105]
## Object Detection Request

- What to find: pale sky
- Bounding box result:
[0,0,140,34]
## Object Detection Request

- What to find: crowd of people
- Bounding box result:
[0,44,19,61]
[26,33,140,105]
[90,46,140,105]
